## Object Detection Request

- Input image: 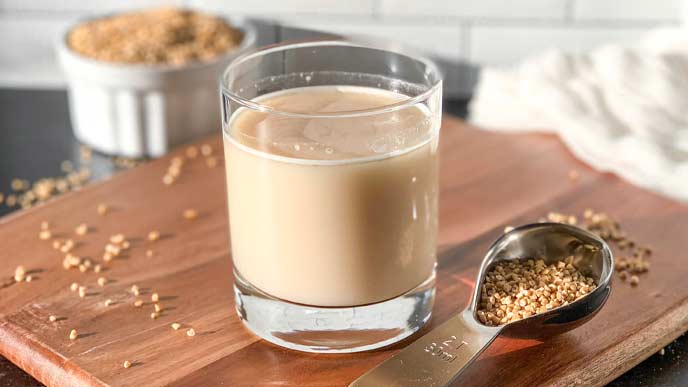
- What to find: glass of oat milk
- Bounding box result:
[220,41,442,353]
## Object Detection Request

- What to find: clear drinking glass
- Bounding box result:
[220,40,442,353]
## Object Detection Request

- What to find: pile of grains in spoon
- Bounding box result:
[477,256,597,326]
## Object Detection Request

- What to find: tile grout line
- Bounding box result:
[565,0,576,23]
[371,0,382,20]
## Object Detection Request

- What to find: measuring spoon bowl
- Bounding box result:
[351,222,614,387]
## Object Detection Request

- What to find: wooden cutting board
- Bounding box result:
[1,116,687,387]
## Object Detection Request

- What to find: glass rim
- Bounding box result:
[220,40,443,119]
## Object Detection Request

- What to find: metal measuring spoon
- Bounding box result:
[350,222,614,387]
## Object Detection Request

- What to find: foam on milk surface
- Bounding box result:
[229,85,433,161]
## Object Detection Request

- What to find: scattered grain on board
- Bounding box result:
[79,145,92,162]
[110,234,124,244]
[146,249,154,257]
[151,292,159,302]
[171,323,181,330]
[75,223,88,236]
[630,275,640,286]
[123,360,132,369]
[105,244,121,256]
[2,160,92,210]
[113,157,140,169]
[61,160,74,173]
[70,282,79,291]
[97,203,109,216]
[163,155,186,185]
[97,277,107,287]
[49,315,57,322]
[187,328,196,337]
[131,285,140,296]
[183,209,198,220]
[69,329,78,340]
[154,303,163,313]
[78,286,86,298]
[11,178,27,191]
[148,231,160,241]
[547,209,653,287]
[104,299,114,307]
[60,239,75,253]
[186,146,198,159]
[134,300,143,307]
[150,312,159,320]
[14,266,26,282]
[63,254,81,270]
[545,212,577,226]
[171,156,184,167]
[62,260,78,270]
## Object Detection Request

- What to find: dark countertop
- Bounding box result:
[0,89,686,386]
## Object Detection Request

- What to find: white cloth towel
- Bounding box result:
[469,28,688,202]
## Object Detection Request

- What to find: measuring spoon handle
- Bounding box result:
[350,309,502,387]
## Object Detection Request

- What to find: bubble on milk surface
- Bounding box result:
[243,75,434,159]
[301,111,430,157]
[253,109,431,160]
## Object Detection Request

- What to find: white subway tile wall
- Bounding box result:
[188,0,375,16]
[379,0,568,20]
[573,0,685,21]
[0,0,183,13]
[288,22,464,60]
[0,14,76,87]
[470,26,648,66]
[0,0,684,93]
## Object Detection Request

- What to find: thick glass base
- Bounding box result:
[233,269,436,353]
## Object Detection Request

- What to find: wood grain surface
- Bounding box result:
[0,116,686,387]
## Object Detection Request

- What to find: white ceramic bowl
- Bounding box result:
[56,16,256,158]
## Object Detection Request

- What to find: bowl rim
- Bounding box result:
[55,9,257,73]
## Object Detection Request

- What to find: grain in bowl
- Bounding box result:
[67,8,243,65]
[56,8,256,158]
